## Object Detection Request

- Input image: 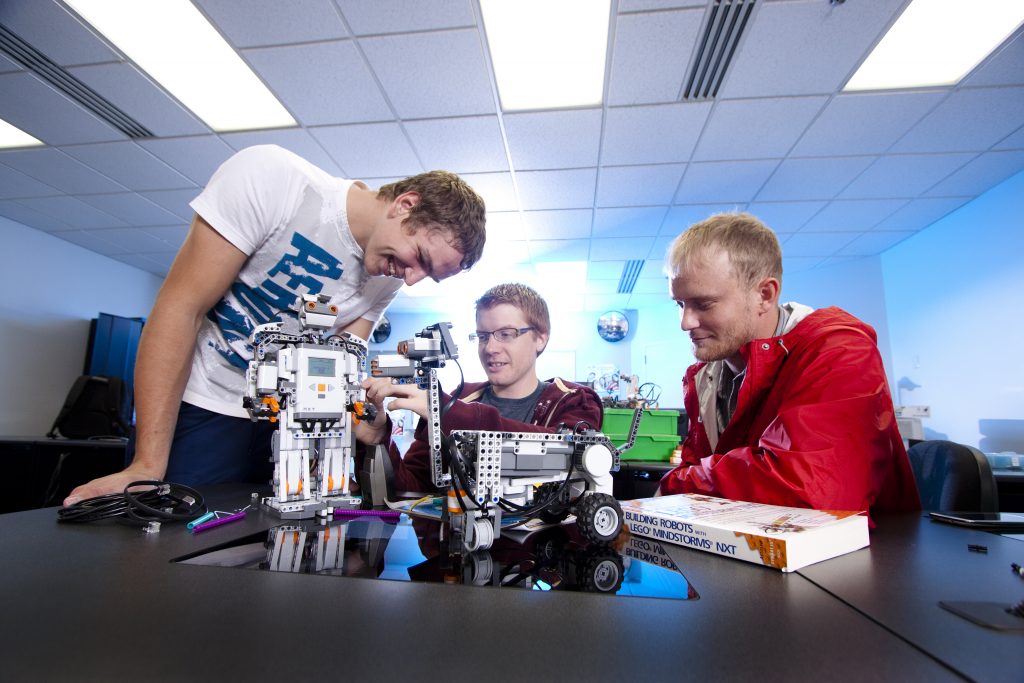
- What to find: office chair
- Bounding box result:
[907,440,999,512]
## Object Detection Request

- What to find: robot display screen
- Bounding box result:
[307,356,336,377]
[175,516,698,600]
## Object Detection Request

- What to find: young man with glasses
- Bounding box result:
[361,283,603,493]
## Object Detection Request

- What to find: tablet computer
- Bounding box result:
[928,511,1024,531]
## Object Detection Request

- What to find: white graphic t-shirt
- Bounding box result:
[184,145,402,417]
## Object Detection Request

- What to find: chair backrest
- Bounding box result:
[907,440,999,512]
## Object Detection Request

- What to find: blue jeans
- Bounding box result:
[126,403,275,486]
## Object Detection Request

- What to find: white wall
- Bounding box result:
[881,169,1024,452]
[0,218,163,434]
[784,255,893,378]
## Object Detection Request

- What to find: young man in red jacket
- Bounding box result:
[361,283,603,493]
[658,212,920,518]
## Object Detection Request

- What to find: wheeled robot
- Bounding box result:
[371,322,642,552]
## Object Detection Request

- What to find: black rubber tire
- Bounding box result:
[576,493,622,545]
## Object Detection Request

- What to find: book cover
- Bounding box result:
[622,494,869,572]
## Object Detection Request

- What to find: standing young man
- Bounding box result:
[66,144,485,504]
[657,213,919,519]
[361,283,602,493]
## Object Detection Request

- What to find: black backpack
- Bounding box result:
[47,375,131,439]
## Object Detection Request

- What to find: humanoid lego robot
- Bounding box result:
[244,293,375,519]
[371,322,642,552]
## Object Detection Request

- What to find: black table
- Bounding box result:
[0,435,127,513]
[1,486,1018,681]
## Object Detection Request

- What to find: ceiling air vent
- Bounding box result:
[0,24,153,138]
[617,259,645,294]
[682,0,757,101]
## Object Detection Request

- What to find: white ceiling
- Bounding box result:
[1,0,1023,313]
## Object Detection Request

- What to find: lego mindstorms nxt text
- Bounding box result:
[372,322,642,552]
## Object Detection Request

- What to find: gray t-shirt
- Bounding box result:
[478,381,549,424]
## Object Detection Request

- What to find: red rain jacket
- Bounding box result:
[660,307,920,519]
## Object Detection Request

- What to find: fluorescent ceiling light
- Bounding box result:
[64,0,296,131]
[481,0,611,111]
[845,0,1024,91]
[0,118,43,148]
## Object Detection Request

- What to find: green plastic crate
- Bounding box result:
[602,408,680,437]
[608,433,681,462]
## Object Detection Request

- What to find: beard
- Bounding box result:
[690,312,760,362]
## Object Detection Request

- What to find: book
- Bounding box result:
[622,494,869,572]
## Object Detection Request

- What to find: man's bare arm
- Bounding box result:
[64,215,247,504]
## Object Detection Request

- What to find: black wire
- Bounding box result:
[57,480,206,527]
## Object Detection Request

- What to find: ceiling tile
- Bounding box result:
[995,125,1024,150]
[597,164,685,206]
[60,142,195,192]
[677,160,779,203]
[662,204,744,234]
[925,150,1024,198]
[108,253,168,276]
[0,163,60,199]
[590,236,656,261]
[504,109,602,171]
[607,9,703,106]
[516,168,597,210]
[0,1,119,66]
[0,147,126,194]
[801,199,908,232]
[588,261,627,280]
[521,210,592,240]
[840,153,975,199]
[592,207,667,238]
[404,116,508,173]
[243,42,393,126]
[871,197,970,232]
[0,52,21,73]
[837,231,915,256]
[693,96,827,160]
[719,0,907,98]
[618,0,707,11]
[139,189,200,222]
[781,231,857,257]
[460,172,517,212]
[791,91,947,157]
[631,277,671,295]
[141,225,190,250]
[0,199,70,232]
[78,193,182,226]
[16,195,126,229]
[602,102,712,165]
[310,122,423,178]
[586,293,632,311]
[481,238,530,264]
[891,87,1024,154]
[68,63,209,138]
[220,128,343,175]
[0,72,124,146]
[781,256,825,273]
[745,201,826,233]
[528,239,591,262]
[756,156,875,201]
[195,0,349,47]
[52,229,128,255]
[338,0,475,35]
[963,32,1024,88]
[586,280,620,295]
[138,137,236,186]
[360,29,494,119]
[482,211,524,241]
[88,226,173,253]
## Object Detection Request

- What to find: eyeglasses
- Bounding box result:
[469,326,535,344]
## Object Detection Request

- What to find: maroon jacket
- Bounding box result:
[392,378,603,493]
[660,307,920,521]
